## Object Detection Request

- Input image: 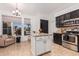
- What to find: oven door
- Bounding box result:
[62,34,77,45]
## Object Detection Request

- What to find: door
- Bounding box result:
[40,19,48,33]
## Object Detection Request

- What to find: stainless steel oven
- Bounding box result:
[62,34,77,45]
[62,34,78,51]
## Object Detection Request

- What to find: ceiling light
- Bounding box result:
[12,3,21,16]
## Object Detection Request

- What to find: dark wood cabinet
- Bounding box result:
[53,33,62,45]
[70,9,79,19]
[64,13,70,20]
[56,17,60,27]
[56,15,64,28]
[56,9,79,28]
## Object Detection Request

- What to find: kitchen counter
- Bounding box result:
[32,33,52,37]
[31,33,52,55]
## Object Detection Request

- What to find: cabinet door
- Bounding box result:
[36,37,45,55]
[53,33,62,45]
[56,17,60,27]
[45,36,52,51]
[70,9,79,19]
[64,13,70,20]
[56,15,64,28]
[56,17,62,27]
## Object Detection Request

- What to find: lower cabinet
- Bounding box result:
[35,37,45,55]
[45,36,52,52]
[31,35,52,56]
[53,33,62,45]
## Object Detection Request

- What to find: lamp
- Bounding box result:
[12,3,21,16]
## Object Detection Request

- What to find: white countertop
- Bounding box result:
[32,33,52,37]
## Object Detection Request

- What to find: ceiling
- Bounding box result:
[0,3,77,15]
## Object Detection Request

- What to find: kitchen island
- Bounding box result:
[31,33,52,56]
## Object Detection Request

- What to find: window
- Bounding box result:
[24,18,31,35]
[13,22,22,35]
[3,21,12,35]
[24,24,31,35]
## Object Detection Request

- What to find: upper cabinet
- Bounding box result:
[70,9,79,19]
[56,9,79,28]
[56,15,64,28]
[64,13,70,20]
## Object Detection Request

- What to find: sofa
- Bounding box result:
[0,35,16,47]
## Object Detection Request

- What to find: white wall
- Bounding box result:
[49,14,56,33]
[50,4,79,33]
[1,4,79,39]
[0,10,50,41]
[22,13,50,34]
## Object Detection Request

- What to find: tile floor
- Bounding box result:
[0,41,79,56]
